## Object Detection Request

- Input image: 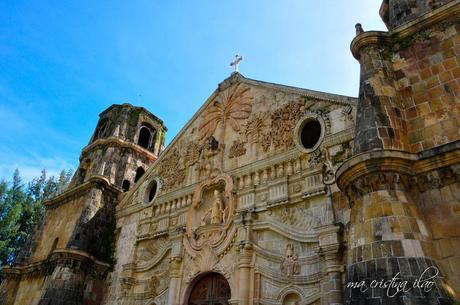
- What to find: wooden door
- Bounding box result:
[188,273,230,305]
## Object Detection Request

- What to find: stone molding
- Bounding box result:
[3,249,110,280]
[44,175,120,208]
[81,136,158,161]
[336,145,460,204]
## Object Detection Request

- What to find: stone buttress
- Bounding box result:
[337,1,460,304]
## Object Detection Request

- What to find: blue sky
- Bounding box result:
[0,0,386,181]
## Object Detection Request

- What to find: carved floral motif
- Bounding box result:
[157,148,185,191]
[242,112,269,143]
[228,139,247,158]
[199,84,253,141]
[261,100,307,152]
[184,142,202,166]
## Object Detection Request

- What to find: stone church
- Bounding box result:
[2,1,460,304]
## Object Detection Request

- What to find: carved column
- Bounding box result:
[168,226,185,305]
[235,210,255,305]
[316,225,343,305]
[238,243,253,305]
[168,256,182,305]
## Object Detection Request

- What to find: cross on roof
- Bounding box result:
[230,55,243,73]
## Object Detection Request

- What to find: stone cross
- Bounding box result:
[230,55,243,73]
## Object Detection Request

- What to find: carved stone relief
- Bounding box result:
[184,141,202,166]
[266,100,307,151]
[157,148,185,192]
[199,83,253,142]
[228,139,247,158]
[273,205,320,231]
[184,173,237,256]
[136,236,169,262]
[280,244,301,278]
[242,112,269,144]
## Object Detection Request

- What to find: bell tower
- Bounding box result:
[2,103,167,305]
[70,103,167,191]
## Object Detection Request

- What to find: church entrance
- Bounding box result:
[188,273,231,305]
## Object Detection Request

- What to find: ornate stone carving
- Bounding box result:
[275,206,320,231]
[199,83,253,141]
[321,147,336,185]
[184,141,202,166]
[195,137,226,179]
[157,148,185,191]
[280,244,300,278]
[344,172,409,203]
[200,190,227,225]
[261,100,308,152]
[149,274,160,298]
[184,174,237,256]
[136,236,169,262]
[242,112,269,143]
[228,139,247,159]
[307,146,337,185]
[342,105,354,124]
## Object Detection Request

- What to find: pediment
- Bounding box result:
[118,73,357,210]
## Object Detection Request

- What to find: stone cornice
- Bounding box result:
[100,103,167,129]
[240,75,358,106]
[336,141,460,191]
[351,0,460,59]
[3,249,110,279]
[351,31,391,60]
[80,136,158,162]
[45,176,120,208]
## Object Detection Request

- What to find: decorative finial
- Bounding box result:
[355,23,364,36]
[230,55,243,73]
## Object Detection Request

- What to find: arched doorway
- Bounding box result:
[188,273,230,305]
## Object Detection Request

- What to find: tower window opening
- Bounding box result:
[95,118,109,139]
[138,127,152,149]
[122,180,131,192]
[134,167,145,183]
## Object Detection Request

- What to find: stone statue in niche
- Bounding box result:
[201,190,227,225]
[281,244,300,278]
[184,173,236,254]
[150,275,159,298]
[149,269,167,298]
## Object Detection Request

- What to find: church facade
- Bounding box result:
[2,1,460,305]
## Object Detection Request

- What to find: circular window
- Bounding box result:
[142,178,161,206]
[294,115,324,152]
[300,120,322,149]
[148,180,158,202]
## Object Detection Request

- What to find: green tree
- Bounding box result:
[0,168,73,279]
[0,170,28,267]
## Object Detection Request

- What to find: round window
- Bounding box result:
[143,178,161,205]
[148,180,158,202]
[300,120,322,149]
[294,115,324,152]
